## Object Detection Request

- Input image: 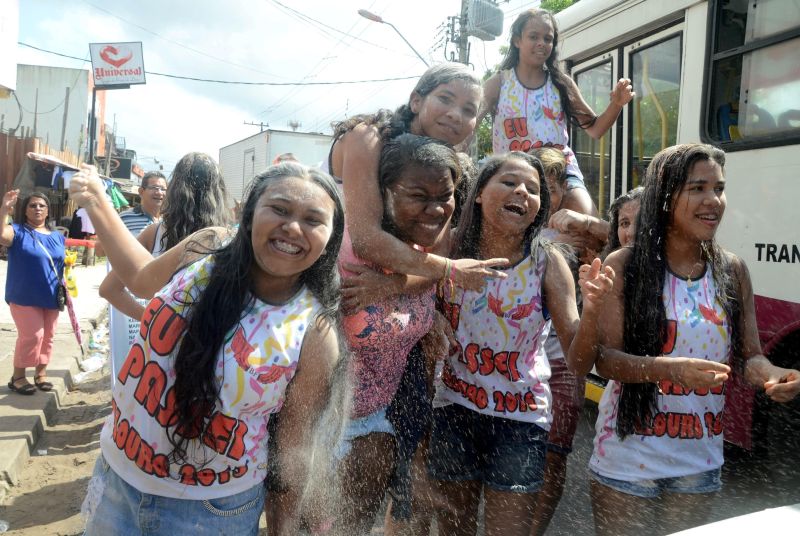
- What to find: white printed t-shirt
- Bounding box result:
[589,267,731,481]
[437,247,552,427]
[100,255,322,499]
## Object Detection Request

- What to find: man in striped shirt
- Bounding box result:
[119,171,167,236]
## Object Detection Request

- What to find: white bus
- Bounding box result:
[556,0,800,451]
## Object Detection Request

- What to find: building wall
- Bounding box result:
[268,130,332,168]
[218,131,269,205]
[0,64,89,155]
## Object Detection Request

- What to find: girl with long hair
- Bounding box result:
[100,152,230,320]
[331,62,508,295]
[335,134,462,533]
[601,186,644,257]
[69,162,349,535]
[428,151,612,536]
[480,8,633,215]
[589,144,800,535]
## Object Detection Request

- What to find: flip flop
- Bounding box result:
[8,376,36,395]
[34,376,54,392]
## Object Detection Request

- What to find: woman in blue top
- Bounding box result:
[1,189,65,395]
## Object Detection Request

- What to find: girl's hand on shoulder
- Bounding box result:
[452,257,508,292]
[2,189,19,212]
[610,78,635,108]
[340,262,398,314]
[549,208,589,234]
[578,258,614,311]
[764,367,800,403]
[670,358,730,390]
[69,164,106,208]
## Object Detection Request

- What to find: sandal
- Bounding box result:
[34,375,54,392]
[8,376,36,395]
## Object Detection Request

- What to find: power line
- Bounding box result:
[81,0,288,79]
[19,42,422,86]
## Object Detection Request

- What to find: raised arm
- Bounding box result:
[269,317,343,534]
[734,256,800,403]
[69,164,225,298]
[336,125,506,290]
[567,76,634,140]
[0,189,18,247]
[594,249,730,387]
[98,224,158,319]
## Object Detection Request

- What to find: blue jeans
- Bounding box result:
[589,468,722,498]
[83,454,265,535]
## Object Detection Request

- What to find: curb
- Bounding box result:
[0,305,108,503]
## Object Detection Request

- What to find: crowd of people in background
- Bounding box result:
[3,7,799,536]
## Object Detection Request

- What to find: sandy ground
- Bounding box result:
[0,362,110,536]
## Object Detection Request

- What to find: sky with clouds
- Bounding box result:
[17,0,537,174]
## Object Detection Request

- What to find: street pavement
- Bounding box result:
[0,258,108,502]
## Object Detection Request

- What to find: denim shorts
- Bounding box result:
[335,405,395,460]
[589,467,722,499]
[427,404,547,493]
[82,454,265,535]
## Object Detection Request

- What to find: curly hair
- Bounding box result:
[159,152,230,252]
[616,144,742,438]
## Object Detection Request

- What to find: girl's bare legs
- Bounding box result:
[530,450,568,535]
[590,479,659,536]
[384,440,441,536]
[484,488,538,536]
[435,480,481,536]
[337,432,397,533]
[659,492,715,534]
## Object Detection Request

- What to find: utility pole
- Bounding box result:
[457,0,470,65]
[244,120,269,132]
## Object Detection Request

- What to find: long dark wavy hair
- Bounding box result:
[453,151,551,261]
[166,162,348,463]
[159,152,230,252]
[332,63,482,146]
[601,186,644,258]
[499,9,592,129]
[616,144,742,438]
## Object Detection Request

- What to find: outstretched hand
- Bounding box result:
[611,78,635,108]
[578,258,614,310]
[1,189,19,213]
[69,164,107,209]
[764,367,800,403]
[451,257,508,292]
[671,358,730,391]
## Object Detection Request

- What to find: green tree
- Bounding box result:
[540,0,574,13]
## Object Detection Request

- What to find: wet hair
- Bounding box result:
[453,151,551,261]
[452,152,478,227]
[17,192,53,230]
[167,162,348,463]
[140,170,166,190]
[499,9,590,128]
[616,144,742,438]
[159,152,230,251]
[601,186,644,258]
[332,63,482,145]
[529,147,567,189]
[378,134,461,238]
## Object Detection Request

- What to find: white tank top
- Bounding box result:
[492,69,583,182]
[436,246,552,427]
[589,267,730,481]
[101,255,322,499]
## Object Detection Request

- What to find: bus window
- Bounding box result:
[573,60,613,214]
[706,0,800,144]
[628,35,681,189]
